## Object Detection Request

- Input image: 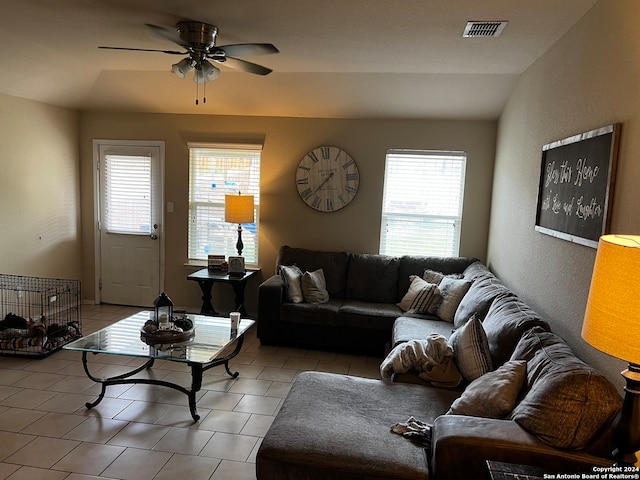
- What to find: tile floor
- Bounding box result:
[0,304,382,480]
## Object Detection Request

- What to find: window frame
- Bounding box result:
[187,142,261,265]
[379,149,467,257]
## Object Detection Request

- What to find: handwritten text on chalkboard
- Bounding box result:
[535,124,620,248]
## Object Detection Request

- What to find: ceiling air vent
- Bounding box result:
[463,21,508,38]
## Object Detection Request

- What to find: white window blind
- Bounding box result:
[380,149,466,257]
[104,154,152,234]
[188,143,261,264]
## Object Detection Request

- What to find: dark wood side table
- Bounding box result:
[187,268,260,316]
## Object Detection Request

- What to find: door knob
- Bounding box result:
[150,234,158,240]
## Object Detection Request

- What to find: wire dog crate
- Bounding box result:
[0,274,82,357]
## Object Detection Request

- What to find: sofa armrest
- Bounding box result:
[257,275,285,344]
[430,416,612,480]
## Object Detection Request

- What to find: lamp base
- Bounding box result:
[235,224,244,256]
[611,363,640,466]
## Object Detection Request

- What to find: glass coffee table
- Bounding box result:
[64,311,255,422]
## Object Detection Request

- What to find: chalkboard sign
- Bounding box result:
[535,124,620,248]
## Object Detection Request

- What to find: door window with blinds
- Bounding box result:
[103,153,154,234]
[380,150,466,257]
[188,143,261,264]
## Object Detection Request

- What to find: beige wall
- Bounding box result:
[0,94,81,279]
[80,113,496,312]
[489,0,638,386]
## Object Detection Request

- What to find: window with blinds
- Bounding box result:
[379,150,466,257]
[104,154,152,234]
[188,143,261,264]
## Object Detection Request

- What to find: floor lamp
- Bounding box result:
[224,193,255,256]
[582,234,640,466]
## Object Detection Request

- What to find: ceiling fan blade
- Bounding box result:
[99,46,186,55]
[145,23,188,48]
[214,56,273,75]
[218,43,279,57]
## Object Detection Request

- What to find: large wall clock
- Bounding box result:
[296,146,360,212]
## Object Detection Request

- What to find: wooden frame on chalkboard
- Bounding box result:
[535,124,620,248]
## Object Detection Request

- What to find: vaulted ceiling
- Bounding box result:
[0,0,597,119]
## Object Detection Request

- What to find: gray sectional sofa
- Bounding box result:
[257,245,477,355]
[256,248,623,480]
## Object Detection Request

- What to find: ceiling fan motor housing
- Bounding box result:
[177,21,218,51]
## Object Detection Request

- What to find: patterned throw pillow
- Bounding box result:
[398,275,441,314]
[448,314,493,382]
[279,264,304,303]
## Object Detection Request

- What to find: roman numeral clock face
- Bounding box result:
[296,146,360,212]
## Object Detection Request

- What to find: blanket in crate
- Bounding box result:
[0,313,81,354]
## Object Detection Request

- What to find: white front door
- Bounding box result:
[95,141,164,307]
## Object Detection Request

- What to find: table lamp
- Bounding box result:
[582,234,640,466]
[225,193,255,256]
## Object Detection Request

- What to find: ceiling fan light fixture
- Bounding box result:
[172,58,194,79]
[193,60,220,84]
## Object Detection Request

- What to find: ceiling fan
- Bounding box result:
[99,20,278,104]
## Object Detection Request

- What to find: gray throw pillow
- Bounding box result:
[279,264,304,303]
[447,360,526,418]
[448,314,492,382]
[301,269,330,304]
[436,277,472,323]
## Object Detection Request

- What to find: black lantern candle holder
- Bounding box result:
[154,292,173,329]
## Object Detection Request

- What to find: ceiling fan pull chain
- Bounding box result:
[195,76,199,105]
[203,79,207,104]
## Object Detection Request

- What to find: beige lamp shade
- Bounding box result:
[225,194,255,224]
[582,234,640,365]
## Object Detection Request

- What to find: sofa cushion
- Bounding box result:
[392,316,454,347]
[280,299,342,326]
[277,246,349,298]
[460,260,494,281]
[448,315,492,382]
[398,275,440,314]
[279,264,304,303]
[510,328,622,450]
[482,296,550,366]
[257,372,461,480]
[346,253,399,303]
[436,277,472,323]
[447,360,526,418]
[453,274,515,329]
[301,269,330,304]
[338,300,402,331]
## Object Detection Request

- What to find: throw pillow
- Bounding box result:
[398,275,441,314]
[448,314,492,382]
[509,328,622,450]
[301,269,330,304]
[436,277,472,323]
[423,269,463,285]
[447,360,526,418]
[279,264,304,303]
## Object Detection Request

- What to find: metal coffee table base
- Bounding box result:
[81,336,245,422]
